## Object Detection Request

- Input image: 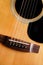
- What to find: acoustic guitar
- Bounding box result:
[0,0,43,65]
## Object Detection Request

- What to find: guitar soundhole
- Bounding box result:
[15,0,42,19]
[27,17,43,43]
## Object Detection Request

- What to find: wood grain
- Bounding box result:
[0,0,43,65]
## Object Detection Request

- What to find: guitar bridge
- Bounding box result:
[0,34,40,53]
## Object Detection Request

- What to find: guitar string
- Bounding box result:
[18,0,29,41]
[14,0,25,41]
[9,21,22,45]
[18,22,23,40]
[10,0,26,43]
[17,0,35,42]
[14,0,27,41]
[18,0,33,40]
[18,1,32,42]
[8,0,40,45]
[21,2,37,43]
[14,0,35,42]
[21,0,27,17]
[16,0,30,42]
[28,0,39,41]
[9,0,26,44]
[19,0,37,49]
[19,0,24,15]
[18,0,30,40]
[18,0,41,44]
[15,0,25,41]
[23,1,32,45]
[24,0,30,18]
[11,0,24,38]
[9,0,38,43]
[29,0,36,18]
[32,0,38,17]
[14,2,29,43]
[9,0,22,44]
[27,0,33,18]
[20,0,33,43]
[27,0,35,36]
[10,0,35,38]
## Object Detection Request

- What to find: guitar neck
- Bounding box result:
[0,34,40,53]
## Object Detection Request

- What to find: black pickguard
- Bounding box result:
[27,17,43,43]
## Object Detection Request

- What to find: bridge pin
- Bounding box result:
[16,43,18,46]
[25,46,27,49]
[10,42,12,46]
[13,42,15,46]
[22,45,25,48]
[18,44,21,47]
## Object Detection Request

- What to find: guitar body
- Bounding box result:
[0,0,43,65]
